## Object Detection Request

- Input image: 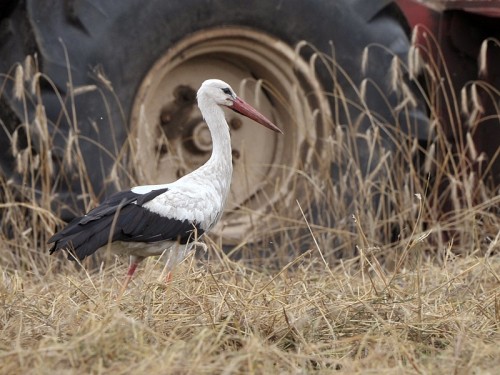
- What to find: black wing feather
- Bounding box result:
[48,187,204,261]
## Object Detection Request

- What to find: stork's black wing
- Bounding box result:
[48,188,203,261]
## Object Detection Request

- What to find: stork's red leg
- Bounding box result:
[117,255,143,299]
[127,261,139,277]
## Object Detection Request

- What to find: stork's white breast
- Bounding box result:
[138,182,224,228]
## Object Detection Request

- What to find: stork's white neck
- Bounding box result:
[203,104,232,174]
[178,98,233,204]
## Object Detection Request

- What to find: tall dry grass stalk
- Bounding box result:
[1,31,499,373]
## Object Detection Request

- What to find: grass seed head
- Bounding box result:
[478,39,488,76]
[470,83,484,114]
[13,65,24,100]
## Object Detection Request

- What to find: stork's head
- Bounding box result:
[197,79,283,133]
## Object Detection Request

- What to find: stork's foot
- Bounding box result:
[165,271,173,284]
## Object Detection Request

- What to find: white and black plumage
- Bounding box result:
[48,79,282,290]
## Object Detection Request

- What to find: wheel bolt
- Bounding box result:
[176,168,187,178]
[230,118,243,130]
[160,109,172,125]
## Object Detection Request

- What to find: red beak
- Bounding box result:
[229,97,283,134]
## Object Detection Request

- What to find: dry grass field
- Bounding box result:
[1,35,499,374]
[0,247,498,374]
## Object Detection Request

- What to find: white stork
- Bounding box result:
[48,79,282,291]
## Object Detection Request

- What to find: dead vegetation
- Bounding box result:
[1,31,499,374]
[1,248,499,374]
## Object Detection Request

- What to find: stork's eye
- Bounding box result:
[221,87,232,95]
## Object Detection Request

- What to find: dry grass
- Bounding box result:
[1,248,499,374]
[1,32,499,374]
